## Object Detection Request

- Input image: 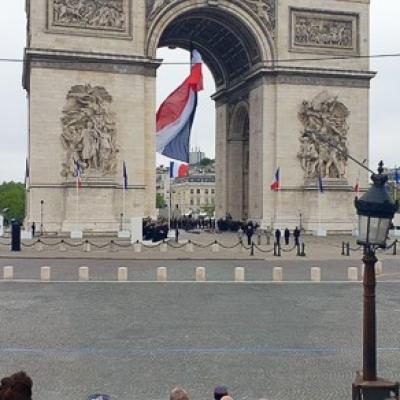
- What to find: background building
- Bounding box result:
[189,148,206,166]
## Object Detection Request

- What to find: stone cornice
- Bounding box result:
[23,48,162,90]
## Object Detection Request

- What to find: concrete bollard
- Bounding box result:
[348,267,359,281]
[133,242,142,253]
[376,261,383,276]
[273,267,283,282]
[311,267,321,282]
[84,242,91,252]
[186,242,194,253]
[118,267,128,282]
[196,267,206,282]
[79,266,89,281]
[59,241,67,252]
[3,266,14,280]
[36,241,44,252]
[160,243,168,253]
[157,267,167,282]
[211,243,220,253]
[234,267,245,282]
[41,266,51,281]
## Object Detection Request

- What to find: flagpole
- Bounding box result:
[122,185,126,230]
[168,173,172,230]
[76,176,79,231]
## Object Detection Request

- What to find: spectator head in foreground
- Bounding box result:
[214,386,229,400]
[0,371,32,400]
[221,397,233,400]
[170,386,189,400]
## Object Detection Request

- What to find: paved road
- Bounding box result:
[0,258,400,282]
[0,282,399,400]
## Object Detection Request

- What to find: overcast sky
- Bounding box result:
[0,1,398,182]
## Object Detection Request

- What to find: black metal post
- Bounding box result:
[393,240,397,256]
[341,241,345,256]
[250,242,254,256]
[346,242,350,256]
[362,248,377,382]
[120,213,123,231]
[40,200,44,236]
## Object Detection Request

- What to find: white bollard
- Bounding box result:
[79,266,89,281]
[186,242,194,252]
[348,267,359,281]
[212,243,220,253]
[157,267,167,282]
[118,267,128,282]
[160,243,168,253]
[133,242,142,253]
[273,267,283,282]
[376,261,383,276]
[3,266,14,280]
[84,242,91,252]
[235,267,245,282]
[311,267,321,282]
[36,241,44,252]
[196,267,206,282]
[41,266,51,281]
[59,241,67,252]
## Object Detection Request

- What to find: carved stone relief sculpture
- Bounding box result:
[291,9,358,53]
[61,84,118,178]
[146,0,276,37]
[50,0,128,34]
[298,91,350,180]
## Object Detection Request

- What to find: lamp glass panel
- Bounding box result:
[358,215,369,244]
[368,217,391,246]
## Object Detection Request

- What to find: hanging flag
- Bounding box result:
[395,167,400,184]
[270,168,281,191]
[317,174,324,194]
[169,161,189,179]
[354,177,360,196]
[75,161,83,189]
[156,49,203,163]
[123,161,128,190]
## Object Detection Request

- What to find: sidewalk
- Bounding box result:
[0,231,398,261]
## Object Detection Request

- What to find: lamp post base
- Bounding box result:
[352,372,399,400]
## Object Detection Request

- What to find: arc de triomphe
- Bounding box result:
[24,0,373,232]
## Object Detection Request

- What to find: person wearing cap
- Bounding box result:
[170,386,189,400]
[214,386,229,400]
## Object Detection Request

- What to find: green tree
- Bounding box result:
[156,193,167,208]
[0,182,26,223]
[199,157,214,167]
[201,202,215,217]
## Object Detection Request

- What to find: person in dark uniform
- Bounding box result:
[31,222,36,238]
[275,228,281,246]
[294,226,301,246]
[245,222,254,246]
[284,227,290,245]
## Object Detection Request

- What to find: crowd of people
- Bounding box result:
[142,217,169,242]
[0,375,270,400]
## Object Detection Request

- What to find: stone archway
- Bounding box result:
[23,0,373,233]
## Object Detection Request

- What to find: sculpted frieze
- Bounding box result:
[50,0,129,35]
[291,9,358,53]
[298,91,350,180]
[61,84,118,178]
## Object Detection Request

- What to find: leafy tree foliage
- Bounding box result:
[199,157,214,167]
[0,182,25,224]
[156,193,167,209]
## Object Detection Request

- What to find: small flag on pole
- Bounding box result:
[270,168,281,191]
[354,177,360,196]
[317,174,324,194]
[75,161,83,189]
[123,161,128,190]
[170,161,189,179]
[395,168,400,184]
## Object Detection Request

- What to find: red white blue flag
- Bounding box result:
[156,50,203,163]
[270,168,281,191]
[170,161,189,179]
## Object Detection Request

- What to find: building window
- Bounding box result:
[190,189,194,194]
[211,189,215,194]
[197,189,201,194]
[190,199,194,206]
[205,189,209,194]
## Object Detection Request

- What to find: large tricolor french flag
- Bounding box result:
[156,50,203,163]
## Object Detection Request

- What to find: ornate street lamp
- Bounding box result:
[352,161,399,400]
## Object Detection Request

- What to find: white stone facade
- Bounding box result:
[24,0,372,232]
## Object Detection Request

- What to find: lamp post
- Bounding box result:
[40,200,44,236]
[352,161,399,400]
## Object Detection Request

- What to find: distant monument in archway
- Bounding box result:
[24,0,374,232]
